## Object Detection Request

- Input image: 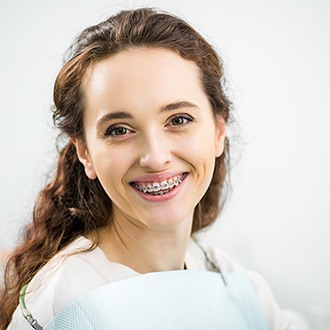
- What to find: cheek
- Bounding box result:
[178,126,218,160]
[89,146,128,184]
[176,130,217,178]
[93,157,128,204]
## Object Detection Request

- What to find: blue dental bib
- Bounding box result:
[45,270,268,329]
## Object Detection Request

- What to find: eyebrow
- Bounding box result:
[160,101,200,112]
[96,111,133,129]
[96,101,199,129]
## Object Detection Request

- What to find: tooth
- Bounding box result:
[161,180,169,190]
[136,174,185,194]
[152,182,161,192]
[147,184,153,193]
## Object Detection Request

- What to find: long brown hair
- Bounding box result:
[0,8,231,328]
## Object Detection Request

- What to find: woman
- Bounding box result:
[1,8,293,329]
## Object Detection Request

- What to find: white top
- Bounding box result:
[8,236,299,330]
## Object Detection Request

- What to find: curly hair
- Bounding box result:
[0,8,231,328]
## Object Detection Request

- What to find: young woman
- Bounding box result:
[1,8,295,329]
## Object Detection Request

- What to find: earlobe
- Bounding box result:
[214,117,226,158]
[71,137,97,180]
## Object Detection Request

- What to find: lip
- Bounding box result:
[130,172,188,202]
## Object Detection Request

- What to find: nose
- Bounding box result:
[139,131,172,170]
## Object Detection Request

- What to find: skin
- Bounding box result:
[74,47,226,273]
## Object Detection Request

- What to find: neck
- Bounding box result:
[97,214,192,274]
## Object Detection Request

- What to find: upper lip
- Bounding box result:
[130,171,187,184]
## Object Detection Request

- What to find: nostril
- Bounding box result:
[139,150,172,170]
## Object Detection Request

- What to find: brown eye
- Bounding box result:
[171,117,185,125]
[105,126,131,137]
[112,127,127,135]
[168,115,193,127]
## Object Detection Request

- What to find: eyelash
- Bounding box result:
[167,114,194,127]
[104,125,134,137]
[103,114,194,138]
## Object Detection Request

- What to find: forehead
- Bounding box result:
[81,47,209,118]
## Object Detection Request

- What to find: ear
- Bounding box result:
[71,137,97,180]
[214,116,227,158]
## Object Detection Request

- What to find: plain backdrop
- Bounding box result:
[0,0,329,328]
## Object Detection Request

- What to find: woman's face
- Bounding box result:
[76,47,226,232]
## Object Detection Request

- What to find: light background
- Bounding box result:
[0,0,329,328]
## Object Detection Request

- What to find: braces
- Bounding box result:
[132,173,187,194]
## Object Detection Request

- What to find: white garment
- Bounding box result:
[8,236,298,330]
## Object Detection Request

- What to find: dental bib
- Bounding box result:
[45,270,268,329]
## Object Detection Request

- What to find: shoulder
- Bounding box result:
[187,237,298,330]
[186,237,244,272]
[8,237,109,328]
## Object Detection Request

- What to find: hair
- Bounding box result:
[0,7,231,328]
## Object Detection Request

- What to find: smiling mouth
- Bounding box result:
[130,173,188,196]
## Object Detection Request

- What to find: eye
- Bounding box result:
[167,114,194,127]
[105,125,133,137]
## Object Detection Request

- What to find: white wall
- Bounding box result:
[1,0,329,328]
